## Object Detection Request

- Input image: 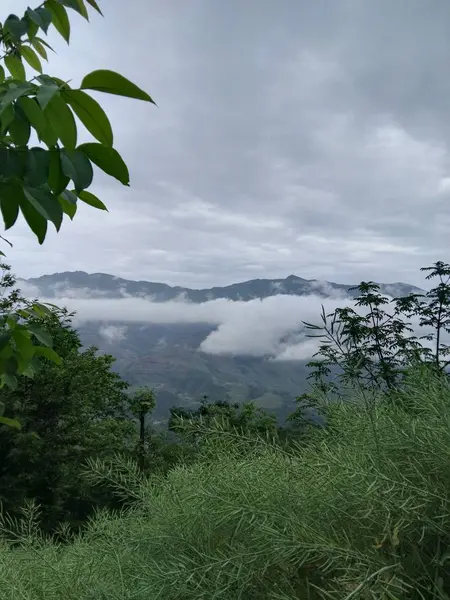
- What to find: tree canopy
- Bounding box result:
[0,299,137,533]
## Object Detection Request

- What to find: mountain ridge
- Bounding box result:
[22,271,424,302]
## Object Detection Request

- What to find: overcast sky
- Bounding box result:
[4,0,450,288]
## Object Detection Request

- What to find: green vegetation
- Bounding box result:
[0,265,135,533]
[301,260,450,397]
[0,262,449,597]
[2,4,450,599]
[1,366,450,598]
[0,0,154,387]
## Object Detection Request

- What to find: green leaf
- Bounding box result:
[45,0,70,43]
[60,189,78,204]
[0,415,21,428]
[34,36,54,53]
[20,361,38,378]
[26,7,44,26]
[48,150,69,195]
[26,6,52,34]
[1,358,19,380]
[34,345,61,364]
[61,150,93,191]
[50,77,71,90]
[4,15,29,42]
[17,308,34,319]
[0,149,25,178]
[25,148,50,187]
[59,0,89,19]
[0,105,15,133]
[21,46,43,73]
[44,94,77,149]
[0,333,11,354]
[0,182,20,229]
[26,16,39,41]
[85,0,103,15]
[18,191,48,243]
[40,117,58,148]
[13,328,34,360]
[37,83,59,110]
[0,66,4,85]
[31,38,48,61]
[58,195,77,220]
[30,302,54,317]
[8,115,31,146]
[77,143,129,185]
[28,324,53,347]
[17,97,46,138]
[62,89,113,146]
[35,7,53,33]
[76,0,89,20]
[0,83,33,114]
[2,354,18,374]
[80,70,155,104]
[5,315,18,329]
[78,189,107,210]
[4,55,26,81]
[23,186,63,230]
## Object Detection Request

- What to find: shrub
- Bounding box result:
[2,364,450,598]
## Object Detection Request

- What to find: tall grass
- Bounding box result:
[2,365,450,598]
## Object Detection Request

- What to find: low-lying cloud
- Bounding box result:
[20,284,443,361]
[20,289,356,359]
[98,325,128,344]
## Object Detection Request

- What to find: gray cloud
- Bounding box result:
[3,0,450,287]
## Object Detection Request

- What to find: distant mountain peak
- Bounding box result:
[22,270,423,303]
[284,274,304,281]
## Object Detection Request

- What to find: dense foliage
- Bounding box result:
[0,261,61,401]
[0,302,137,533]
[2,366,450,598]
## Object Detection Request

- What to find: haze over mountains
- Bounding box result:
[19,271,424,419]
[23,271,422,302]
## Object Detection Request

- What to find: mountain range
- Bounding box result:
[19,271,424,420]
[23,271,422,302]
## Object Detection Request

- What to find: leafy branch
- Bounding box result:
[0,1,155,389]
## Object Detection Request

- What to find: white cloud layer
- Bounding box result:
[24,285,443,362]
[30,289,429,361]
[23,290,351,358]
